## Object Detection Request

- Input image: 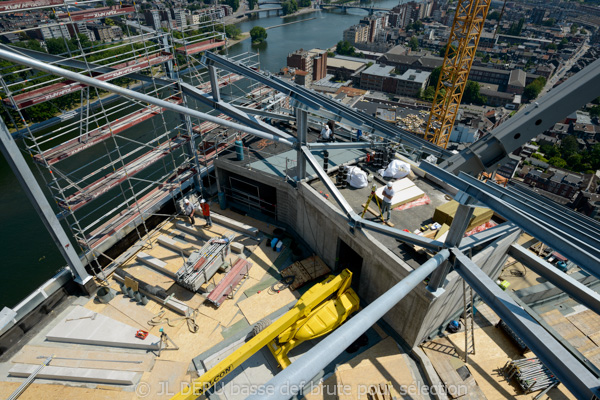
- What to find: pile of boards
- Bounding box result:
[433,200,493,232]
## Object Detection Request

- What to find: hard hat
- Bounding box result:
[200,199,206,203]
[184,199,190,204]
[387,182,393,188]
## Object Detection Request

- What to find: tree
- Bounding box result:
[542,18,556,27]
[439,43,456,58]
[581,28,587,34]
[589,105,600,118]
[248,0,257,9]
[558,37,568,50]
[428,66,442,88]
[462,80,487,105]
[548,157,567,168]
[409,36,419,51]
[507,18,524,36]
[420,86,436,101]
[487,10,501,20]
[225,0,240,11]
[523,76,546,100]
[547,43,557,50]
[298,0,311,7]
[104,17,115,26]
[281,0,298,15]
[336,40,358,57]
[225,24,242,39]
[560,135,578,158]
[250,26,267,43]
[570,24,579,34]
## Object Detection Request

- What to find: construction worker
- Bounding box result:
[184,199,195,225]
[381,182,395,222]
[318,122,331,142]
[200,199,212,227]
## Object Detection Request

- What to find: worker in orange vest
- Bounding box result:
[200,199,212,227]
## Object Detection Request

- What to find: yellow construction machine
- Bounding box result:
[170,269,360,400]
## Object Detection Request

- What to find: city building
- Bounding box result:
[144,9,161,30]
[39,24,71,41]
[287,48,328,86]
[86,23,122,42]
[172,9,187,29]
[342,24,369,46]
[507,69,526,95]
[395,68,430,97]
[359,64,430,97]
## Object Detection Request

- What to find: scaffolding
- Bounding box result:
[0,0,273,276]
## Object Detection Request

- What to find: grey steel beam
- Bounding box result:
[0,118,92,287]
[208,65,221,103]
[296,109,307,180]
[509,244,600,316]
[508,183,600,236]
[459,222,519,252]
[306,141,385,150]
[460,173,600,247]
[0,49,297,148]
[179,81,295,141]
[301,146,354,217]
[440,57,600,176]
[233,105,295,121]
[357,218,445,250]
[247,250,451,400]
[452,248,600,400]
[419,161,600,279]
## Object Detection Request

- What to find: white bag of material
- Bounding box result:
[346,166,368,188]
[380,159,411,179]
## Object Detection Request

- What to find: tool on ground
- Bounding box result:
[66,313,97,322]
[361,184,385,223]
[158,327,180,357]
[7,355,53,400]
[148,309,199,333]
[170,269,360,400]
[36,356,143,364]
[135,329,149,340]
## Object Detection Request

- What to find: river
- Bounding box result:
[0,0,402,308]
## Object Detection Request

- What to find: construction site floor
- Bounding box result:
[0,206,431,400]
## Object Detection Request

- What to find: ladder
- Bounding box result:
[463,279,476,363]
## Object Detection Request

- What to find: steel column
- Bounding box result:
[246,250,450,400]
[208,65,221,103]
[296,108,307,180]
[0,49,297,148]
[509,244,600,316]
[0,118,92,288]
[452,248,600,400]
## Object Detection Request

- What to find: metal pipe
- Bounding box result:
[0,49,297,148]
[7,355,53,400]
[246,249,450,400]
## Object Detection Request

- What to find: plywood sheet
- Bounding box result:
[542,309,596,353]
[138,360,190,399]
[237,288,297,325]
[0,382,132,400]
[122,263,175,291]
[567,310,600,337]
[12,345,154,372]
[158,313,222,363]
[247,245,282,281]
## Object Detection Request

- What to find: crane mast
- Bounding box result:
[424,0,492,149]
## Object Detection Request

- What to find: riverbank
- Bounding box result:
[225,16,317,49]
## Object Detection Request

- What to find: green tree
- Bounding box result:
[409,36,419,51]
[105,17,115,26]
[570,24,579,34]
[558,37,568,50]
[250,26,267,43]
[428,66,442,88]
[248,0,257,9]
[589,105,600,118]
[523,76,546,100]
[487,10,501,20]
[560,135,578,158]
[581,28,587,34]
[281,0,298,14]
[421,86,436,101]
[225,0,240,11]
[336,40,358,56]
[507,18,524,36]
[439,43,456,58]
[542,18,556,27]
[547,43,557,50]
[482,53,491,63]
[298,0,311,7]
[225,24,242,39]
[548,157,567,168]
[462,80,486,105]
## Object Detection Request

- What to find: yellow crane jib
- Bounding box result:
[170,269,360,400]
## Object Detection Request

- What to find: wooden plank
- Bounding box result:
[542,309,597,353]
[567,310,600,337]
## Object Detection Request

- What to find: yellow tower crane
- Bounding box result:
[424,0,493,149]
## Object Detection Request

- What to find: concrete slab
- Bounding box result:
[137,251,177,279]
[212,212,259,237]
[157,234,196,256]
[46,306,161,350]
[231,242,245,254]
[9,364,140,385]
[0,381,133,400]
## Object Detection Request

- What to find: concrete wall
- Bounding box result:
[214,160,520,347]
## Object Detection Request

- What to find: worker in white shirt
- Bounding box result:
[380,182,395,222]
[319,123,331,142]
[183,198,195,225]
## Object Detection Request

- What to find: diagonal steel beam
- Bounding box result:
[233,105,295,121]
[509,244,600,316]
[452,248,600,400]
[306,141,385,150]
[0,49,297,148]
[420,161,600,278]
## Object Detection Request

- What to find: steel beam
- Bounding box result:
[439,57,600,175]
[452,248,600,400]
[458,222,519,251]
[247,250,451,400]
[0,49,297,148]
[306,141,384,150]
[301,146,354,217]
[419,162,600,279]
[0,118,92,287]
[460,173,600,249]
[508,183,600,236]
[208,65,221,103]
[296,109,307,180]
[233,106,295,121]
[357,218,445,250]
[179,81,295,140]
[509,244,600,316]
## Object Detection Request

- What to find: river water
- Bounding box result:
[0,0,402,308]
